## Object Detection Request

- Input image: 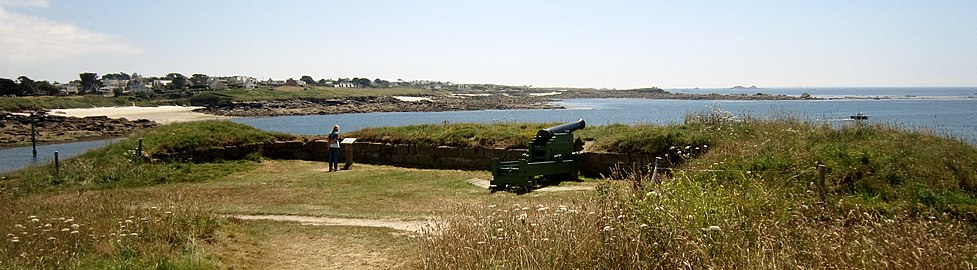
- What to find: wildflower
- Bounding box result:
[129,233,138,236]
[47,237,56,240]
[687,215,693,220]
[5,233,13,237]
[602,226,613,232]
[616,215,625,219]
[537,207,547,212]
[70,231,79,234]
[27,215,37,219]
[640,224,649,229]
[885,219,895,224]
[645,191,657,197]
[476,241,485,244]
[496,228,504,232]
[521,207,529,211]
[14,224,24,229]
[29,218,40,223]
[704,226,721,232]
[44,223,52,228]
[542,238,550,241]
[63,219,74,223]
[125,220,133,224]
[71,224,79,229]
[165,211,173,215]
[10,239,19,243]
[60,228,70,232]
[488,204,496,208]
[150,206,158,210]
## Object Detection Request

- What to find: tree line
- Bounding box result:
[0,76,60,96]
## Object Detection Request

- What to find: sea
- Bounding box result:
[2,87,976,173]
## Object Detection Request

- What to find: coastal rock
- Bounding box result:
[196,95,563,117]
[0,112,158,145]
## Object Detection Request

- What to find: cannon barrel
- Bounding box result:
[535,119,586,141]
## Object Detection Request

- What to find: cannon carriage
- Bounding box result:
[490,119,586,191]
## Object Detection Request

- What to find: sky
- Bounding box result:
[1,0,976,89]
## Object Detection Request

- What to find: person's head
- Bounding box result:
[332,125,340,132]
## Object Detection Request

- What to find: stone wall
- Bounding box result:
[150,140,663,176]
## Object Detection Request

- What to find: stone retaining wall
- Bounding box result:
[151,140,664,176]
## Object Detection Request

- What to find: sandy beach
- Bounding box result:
[50,106,227,124]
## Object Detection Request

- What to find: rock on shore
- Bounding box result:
[195,95,563,117]
[0,112,157,145]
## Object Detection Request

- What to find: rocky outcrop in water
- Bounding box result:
[0,112,157,146]
[194,95,563,117]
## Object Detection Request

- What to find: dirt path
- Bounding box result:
[232,214,436,233]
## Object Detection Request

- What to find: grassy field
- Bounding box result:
[0,95,177,111]
[216,86,435,102]
[3,117,977,268]
[0,86,433,111]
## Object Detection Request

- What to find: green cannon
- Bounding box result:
[490,119,586,191]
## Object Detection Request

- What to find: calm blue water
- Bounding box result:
[2,87,976,174]
[671,87,977,99]
[230,98,977,144]
[0,139,121,174]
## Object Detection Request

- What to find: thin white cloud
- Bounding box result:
[0,0,48,8]
[0,5,141,62]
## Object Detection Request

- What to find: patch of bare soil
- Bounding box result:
[232,215,435,233]
[465,178,596,192]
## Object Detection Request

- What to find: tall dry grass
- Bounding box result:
[420,170,977,269]
[0,179,220,269]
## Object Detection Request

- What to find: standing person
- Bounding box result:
[327,125,341,172]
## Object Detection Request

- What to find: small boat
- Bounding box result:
[850,113,869,120]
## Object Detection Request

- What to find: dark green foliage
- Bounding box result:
[189,92,232,107]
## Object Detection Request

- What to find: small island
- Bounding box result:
[731,85,761,89]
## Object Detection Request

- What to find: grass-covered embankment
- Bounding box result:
[217,86,435,102]
[0,95,179,111]
[400,113,977,268]
[348,121,707,154]
[0,121,293,269]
